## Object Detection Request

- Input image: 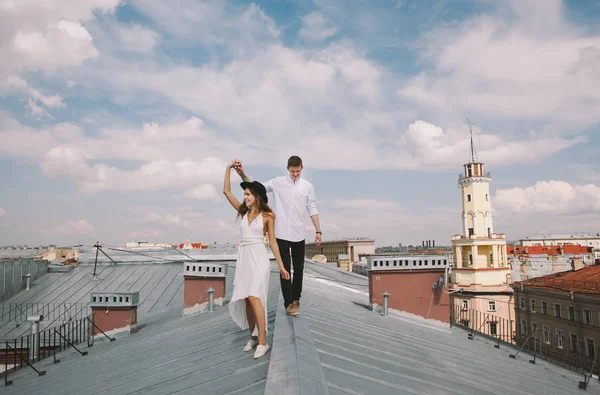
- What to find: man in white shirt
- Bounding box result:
[235,156,322,316]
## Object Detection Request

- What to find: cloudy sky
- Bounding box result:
[1,0,599,248]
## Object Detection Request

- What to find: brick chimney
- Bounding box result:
[367,256,450,323]
[183,262,228,315]
[90,291,139,337]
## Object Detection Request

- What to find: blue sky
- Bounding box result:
[1,0,599,248]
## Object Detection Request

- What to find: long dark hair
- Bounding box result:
[237,188,273,219]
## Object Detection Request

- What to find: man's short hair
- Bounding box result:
[287,156,303,168]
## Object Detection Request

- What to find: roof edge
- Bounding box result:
[264,293,330,395]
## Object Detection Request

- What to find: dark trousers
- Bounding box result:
[277,238,305,308]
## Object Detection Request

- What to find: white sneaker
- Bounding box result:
[253,343,270,359]
[243,338,258,352]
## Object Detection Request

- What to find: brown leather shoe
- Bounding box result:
[286,302,299,316]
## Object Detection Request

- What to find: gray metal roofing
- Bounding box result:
[0,261,237,340]
[4,258,599,395]
[3,265,281,395]
[0,250,47,259]
[299,267,599,395]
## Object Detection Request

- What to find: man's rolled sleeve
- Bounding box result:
[263,178,275,193]
[306,185,319,216]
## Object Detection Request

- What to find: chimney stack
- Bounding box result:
[183,262,227,315]
[90,291,139,337]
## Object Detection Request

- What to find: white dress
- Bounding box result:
[229,213,270,335]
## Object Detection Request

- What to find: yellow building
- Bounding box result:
[305,238,375,263]
[450,132,513,340]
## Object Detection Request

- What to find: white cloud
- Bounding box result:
[14,20,99,71]
[399,1,600,128]
[494,181,600,215]
[334,199,399,211]
[127,229,163,241]
[26,98,52,119]
[300,12,338,42]
[181,184,219,201]
[0,208,5,217]
[40,148,227,194]
[0,0,121,72]
[130,0,278,52]
[117,24,158,53]
[54,219,94,235]
[4,73,65,117]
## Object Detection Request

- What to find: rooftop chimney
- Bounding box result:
[183,262,227,315]
[90,291,139,338]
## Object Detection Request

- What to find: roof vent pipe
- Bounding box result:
[382,292,389,317]
[27,315,44,362]
[208,287,214,312]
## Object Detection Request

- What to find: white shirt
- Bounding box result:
[263,175,318,242]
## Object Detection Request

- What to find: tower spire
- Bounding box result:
[466,118,477,163]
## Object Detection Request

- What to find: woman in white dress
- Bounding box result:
[223,160,290,359]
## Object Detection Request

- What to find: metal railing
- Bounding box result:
[450,304,515,346]
[1,315,114,386]
[0,303,90,324]
[451,304,600,386]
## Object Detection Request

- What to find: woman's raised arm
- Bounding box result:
[223,161,242,211]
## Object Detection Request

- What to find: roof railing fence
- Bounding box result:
[1,315,114,387]
[450,304,600,388]
[0,302,90,325]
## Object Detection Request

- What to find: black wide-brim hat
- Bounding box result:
[240,181,268,203]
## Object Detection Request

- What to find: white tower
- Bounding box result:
[450,123,512,336]
[451,124,508,277]
[459,133,493,239]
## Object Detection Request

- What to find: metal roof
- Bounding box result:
[3,265,281,394]
[3,258,598,394]
[298,268,599,394]
[0,261,238,340]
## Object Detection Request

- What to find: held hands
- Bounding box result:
[232,158,244,176]
[279,266,290,280]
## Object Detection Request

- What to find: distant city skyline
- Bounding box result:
[1,0,599,247]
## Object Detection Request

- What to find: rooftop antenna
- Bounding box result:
[466,118,478,163]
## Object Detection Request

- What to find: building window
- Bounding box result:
[468,228,474,236]
[485,193,488,201]
[568,306,577,322]
[570,334,578,353]
[521,320,527,335]
[586,339,595,359]
[386,261,389,266]
[584,309,592,325]
[424,260,428,266]
[489,322,497,336]
[419,260,422,266]
[542,301,548,315]
[531,323,538,336]
[520,297,526,310]
[462,300,468,311]
[373,261,377,267]
[556,329,564,350]
[488,301,496,312]
[530,299,536,313]
[555,303,561,318]
[467,194,472,202]
[543,326,551,345]
[444,259,447,265]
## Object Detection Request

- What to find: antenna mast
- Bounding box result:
[466,118,477,163]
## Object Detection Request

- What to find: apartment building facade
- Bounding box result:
[512,265,600,375]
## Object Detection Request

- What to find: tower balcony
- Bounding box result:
[452,233,506,241]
